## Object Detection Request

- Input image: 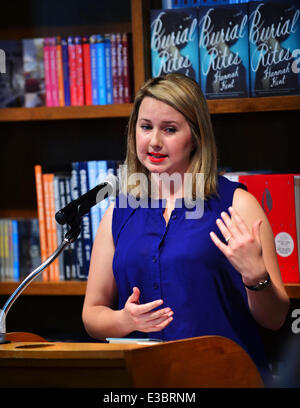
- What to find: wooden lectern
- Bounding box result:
[0,333,264,388]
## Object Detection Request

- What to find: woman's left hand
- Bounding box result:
[210,206,268,286]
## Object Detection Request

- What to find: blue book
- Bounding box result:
[248,0,300,97]
[61,37,71,106]
[150,8,199,81]
[97,160,108,220]
[96,34,107,105]
[104,34,113,104]
[90,35,98,105]
[199,3,250,99]
[11,220,19,281]
[88,160,101,242]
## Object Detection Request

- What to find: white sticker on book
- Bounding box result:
[275,232,294,258]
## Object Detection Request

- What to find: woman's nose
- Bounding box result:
[149,128,162,149]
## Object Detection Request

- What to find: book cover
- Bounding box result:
[110,33,119,103]
[122,33,132,103]
[49,37,59,106]
[150,8,199,81]
[71,161,85,279]
[104,34,113,104]
[249,1,300,97]
[43,38,52,107]
[82,35,93,106]
[43,173,57,281]
[199,3,249,99]
[0,40,24,107]
[78,161,93,278]
[61,37,71,106]
[88,160,101,242]
[56,36,65,106]
[116,33,124,104]
[74,36,84,106]
[68,36,78,106]
[11,219,19,281]
[22,38,45,107]
[96,34,107,105]
[238,174,300,283]
[65,175,80,279]
[34,164,49,281]
[90,35,98,105]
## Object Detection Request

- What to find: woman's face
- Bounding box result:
[135,97,194,177]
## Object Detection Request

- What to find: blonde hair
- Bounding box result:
[123,73,218,199]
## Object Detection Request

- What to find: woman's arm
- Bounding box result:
[82,204,173,341]
[210,188,290,331]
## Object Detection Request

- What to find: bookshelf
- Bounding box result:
[0,281,300,299]
[0,0,300,302]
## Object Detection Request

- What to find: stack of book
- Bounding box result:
[150,0,300,99]
[34,160,119,282]
[0,32,132,108]
[223,172,300,284]
[0,218,41,282]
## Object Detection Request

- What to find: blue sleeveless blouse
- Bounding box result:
[112,175,270,382]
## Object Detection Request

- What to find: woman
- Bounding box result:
[82,74,289,383]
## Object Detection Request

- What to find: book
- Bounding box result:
[249,0,300,97]
[110,33,119,103]
[96,34,107,105]
[150,8,199,81]
[104,34,113,104]
[74,36,84,106]
[22,38,45,107]
[199,3,250,99]
[34,164,49,281]
[122,33,132,103]
[68,36,78,106]
[56,37,65,106]
[90,35,98,105]
[0,40,24,107]
[61,37,71,106]
[49,37,59,106]
[224,173,300,283]
[82,35,93,106]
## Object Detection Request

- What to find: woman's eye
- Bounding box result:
[165,127,177,134]
[141,124,152,131]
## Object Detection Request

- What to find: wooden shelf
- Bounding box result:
[0,281,300,298]
[0,281,86,296]
[207,95,300,114]
[0,95,299,122]
[0,104,133,122]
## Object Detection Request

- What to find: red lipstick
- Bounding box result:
[147,152,168,163]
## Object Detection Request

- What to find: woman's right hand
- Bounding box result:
[122,287,174,333]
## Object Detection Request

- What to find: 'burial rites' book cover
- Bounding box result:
[150,8,199,81]
[249,1,300,97]
[198,3,250,99]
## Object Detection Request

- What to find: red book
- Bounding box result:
[74,36,84,106]
[56,36,65,107]
[116,33,124,104]
[122,33,131,103]
[68,36,78,106]
[82,35,92,106]
[43,38,53,107]
[110,33,119,104]
[238,174,300,283]
[49,37,59,106]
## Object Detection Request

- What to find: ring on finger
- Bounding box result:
[225,235,232,243]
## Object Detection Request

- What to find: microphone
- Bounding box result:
[55,173,119,226]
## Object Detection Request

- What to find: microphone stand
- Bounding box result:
[0,199,83,344]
